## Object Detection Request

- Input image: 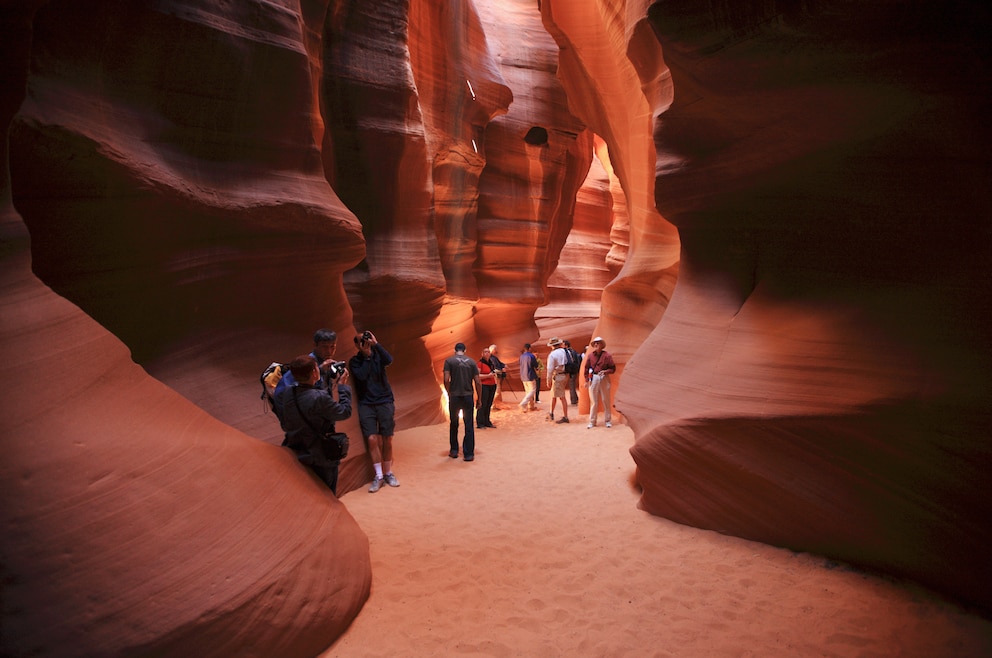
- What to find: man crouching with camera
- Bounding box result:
[348,330,400,493]
[274,354,352,495]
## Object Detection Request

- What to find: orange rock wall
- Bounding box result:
[3,2,373,655]
[542,0,681,362]
[2,0,991,654]
[461,0,594,359]
[613,1,992,611]
[0,0,599,653]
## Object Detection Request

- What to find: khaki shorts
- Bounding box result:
[550,373,569,398]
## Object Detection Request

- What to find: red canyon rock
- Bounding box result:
[3,1,992,655]
[3,2,371,654]
[434,0,595,375]
[615,1,992,610]
[541,0,681,362]
[1,206,371,656]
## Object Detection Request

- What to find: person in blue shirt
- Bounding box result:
[518,343,538,412]
[274,328,340,396]
[348,330,399,492]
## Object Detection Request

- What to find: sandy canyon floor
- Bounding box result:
[326,401,992,657]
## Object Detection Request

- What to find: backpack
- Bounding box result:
[564,348,580,375]
[260,362,287,412]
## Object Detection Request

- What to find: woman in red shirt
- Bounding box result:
[477,347,498,429]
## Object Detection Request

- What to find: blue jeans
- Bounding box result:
[449,394,475,457]
[568,373,579,404]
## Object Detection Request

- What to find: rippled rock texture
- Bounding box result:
[2,0,991,654]
[619,0,992,612]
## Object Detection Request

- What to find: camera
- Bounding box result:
[327,360,347,378]
[362,331,372,341]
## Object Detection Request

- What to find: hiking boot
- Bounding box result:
[385,473,400,487]
[556,417,569,424]
[368,477,383,493]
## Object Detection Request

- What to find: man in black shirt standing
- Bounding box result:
[443,342,482,461]
[349,330,399,493]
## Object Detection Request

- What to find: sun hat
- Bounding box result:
[547,337,562,347]
[592,336,605,345]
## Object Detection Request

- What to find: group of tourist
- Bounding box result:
[516,337,615,428]
[271,328,398,495]
[441,336,616,459]
[270,329,617,496]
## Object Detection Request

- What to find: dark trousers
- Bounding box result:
[449,394,475,457]
[477,384,496,427]
[293,445,340,495]
[568,373,579,404]
[309,462,339,495]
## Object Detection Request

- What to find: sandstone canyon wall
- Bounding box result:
[0,0,609,653]
[2,0,992,655]
[2,2,377,655]
[542,0,682,365]
[614,1,992,612]
[429,0,596,377]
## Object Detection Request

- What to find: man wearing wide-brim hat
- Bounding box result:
[545,337,571,424]
[585,336,616,428]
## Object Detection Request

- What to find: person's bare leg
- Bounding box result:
[369,434,383,478]
[382,435,399,486]
[367,434,385,491]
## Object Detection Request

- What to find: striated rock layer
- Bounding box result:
[2,1,373,655]
[6,0,373,458]
[3,0,992,655]
[323,0,451,431]
[541,0,681,363]
[617,1,992,611]
[1,207,371,656]
[2,0,596,653]
[428,0,595,377]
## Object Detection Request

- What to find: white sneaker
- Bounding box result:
[586,423,594,429]
[605,421,612,428]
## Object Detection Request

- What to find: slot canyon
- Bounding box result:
[1,0,990,655]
